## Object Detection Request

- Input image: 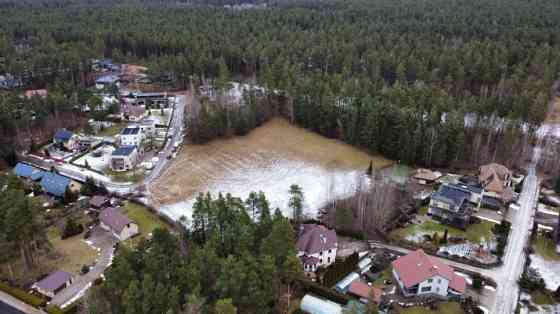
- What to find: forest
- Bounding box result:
[0,0,558,169]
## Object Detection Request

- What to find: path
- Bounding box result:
[0,291,45,314]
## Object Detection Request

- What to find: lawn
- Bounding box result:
[397,302,464,314]
[531,291,556,305]
[121,201,171,246]
[106,169,145,183]
[98,122,127,137]
[532,234,560,261]
[389,220,495,244]
[47,226,98,274]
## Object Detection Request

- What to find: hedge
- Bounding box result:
[0,281,47,308]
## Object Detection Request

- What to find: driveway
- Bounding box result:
[50,227,117,308]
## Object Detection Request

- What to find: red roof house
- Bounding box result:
[392,249,466,297]
[348,280,382,304]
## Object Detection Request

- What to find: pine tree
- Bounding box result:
[288,184,304,222]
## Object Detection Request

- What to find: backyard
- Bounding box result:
[98,122,127,137]
[121,201,171,246]
[532,234,560,261]
[396,302,464,314]
[152,117,393,220]
[389,219,495,244]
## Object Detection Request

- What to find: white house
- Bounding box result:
[110,146,139,172]
[99,207,139,241]
[137,119,156,137]
[119,126,144,147]
[392,249,466,298]
[297,224,338,273]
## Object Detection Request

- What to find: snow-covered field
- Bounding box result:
[74,145,114,171]
[152,118,394,221]
[530,254,560,290]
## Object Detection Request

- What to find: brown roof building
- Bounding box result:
[99,207,139,241]
[479,163,513,201]
[297,224,338,272]
[413,168,442,184]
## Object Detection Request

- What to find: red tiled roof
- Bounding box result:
[392,249,466,294]
[297,224,337,255]
[348,280,382,303]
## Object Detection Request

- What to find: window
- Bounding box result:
[427,279,433,283]
[320,259,323,264]
[320,251,323,256]
[327,257,331,263]
[436,288,440,293]
[421,286,431,293]
[329,249,332,253]
[437,279,441,283]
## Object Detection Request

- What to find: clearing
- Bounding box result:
[47,227,98,274]
[396,302,464,314]
[152,118,392,220]
[389,220,495,244]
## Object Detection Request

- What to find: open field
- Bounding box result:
[396,302,464,314]
[389,219,495,244]
[152,118,392,220]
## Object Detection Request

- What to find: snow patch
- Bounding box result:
[530,254,560,290]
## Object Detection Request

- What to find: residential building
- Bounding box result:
[122,104,146,122]
[392,249,466,298]
[24,89,48,98]
[95,74,120,89]
[297,224,338,273]
[110,146,139,172]
[428,183,474,229]
[348,280,382,304]
[413,168,443,185]
[119,126,144,147]
[479,163,513,202]
[137,119,156,137]
[300,294,342,314]
[40,172,71,198]
[89,195,110,210]
[13,162,45,182]
[32,271,73,298]
[0,74,22,89]
[53,129,77,151]
[99,207,139,241]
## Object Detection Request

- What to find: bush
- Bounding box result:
[61,217,84,239]
[93,277,104,286]
[0,281,47,308]
[47,305,65,314]
[81,265,90,274]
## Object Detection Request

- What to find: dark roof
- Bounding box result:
[300,255,320,266]
[95,74,119,84]
[99,207,133,233]
[121,127,140,135]
[40,172,71,197]
[112,146,137,156]
[297,224,337,255]
[90,195,109,208]
[54,129,73,141]
[33,271,73,293]
[431,184,471,209]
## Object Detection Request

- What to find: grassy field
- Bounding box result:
[121,202,170,246]
[397,302,464,314]
[532,234,560,261]
[531,291,556,305]
[389,220,495,244]
[152,117,393,206]
[107,169,145,183]
[47,226,98,274]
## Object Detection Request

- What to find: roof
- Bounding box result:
[335,272,360,292]
[90,195,109,208]
[33,271,73,293]
[413,168,442,182]
[431,184,471,209]
[297,224,337,255]
[479,163,511,194]
[112,146,137,157]
[99,207,133,233]
[348,280,382,303]
[14,162,38,178]
[54,129,74,141]
[40,172,71,197]
[30,170,46,181]
[301,255,320,266]
[95,74,119,84]
[24,89,47,98]
[121,127,140,135]
[300,294,342,314]
[392,249,466,294]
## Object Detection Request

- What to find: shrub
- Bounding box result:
[47,305,65,314]
[0,281,46,308]
[61,217,84,239]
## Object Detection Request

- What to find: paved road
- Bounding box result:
[0,291,45,314]
[492,147,540,314]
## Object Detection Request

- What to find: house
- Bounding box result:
[348,280,382,304]
[40,172,71,198]
[89,195,110,210]
[479,163,513,202]
[110,146,139,172]
[392,249,466,298]
[99,207,139,241]
[95,74,120,89]
[122,105,147,122]
[53,129,77,151]
[119,126,144,147]
[0,74,22,89]
[428,184,474,229]
[32,271,73,298]
[13,162,45,182]
[138,119,156,137]
[297,224,338,273]
[413,168,443,185]
[24,89,48,98]
[300,294,342,314]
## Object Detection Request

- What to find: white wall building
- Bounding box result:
[99,207,139,241]
[110,146,139,172]
[119,126,144,147]
[297,224,338,273]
